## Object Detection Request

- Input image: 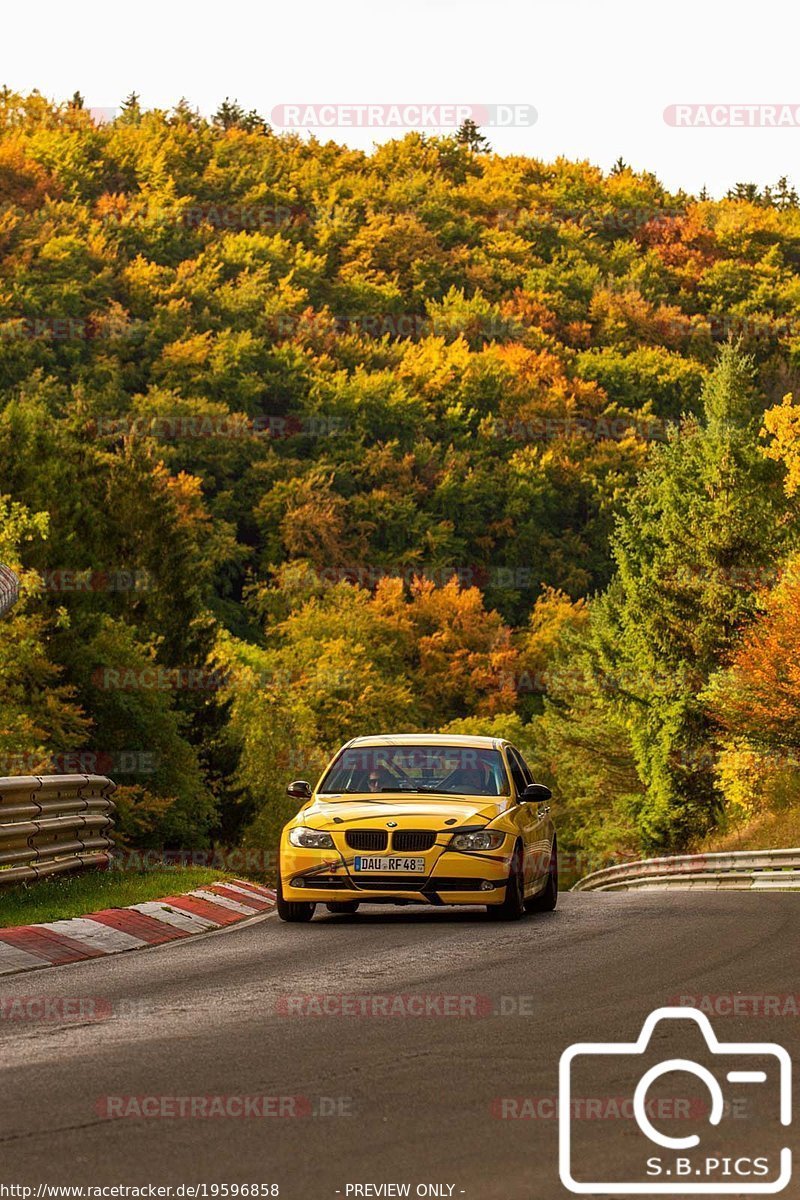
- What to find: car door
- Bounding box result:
[507,746,552,894]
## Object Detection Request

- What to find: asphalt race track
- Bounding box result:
[0,893,798,1199]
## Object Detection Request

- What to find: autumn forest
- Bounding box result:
[2,89,800,868]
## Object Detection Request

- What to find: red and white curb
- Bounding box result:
[0,880,276,976]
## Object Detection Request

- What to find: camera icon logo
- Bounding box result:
[559,1007,792,1194]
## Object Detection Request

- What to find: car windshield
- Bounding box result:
[319,744,509,797]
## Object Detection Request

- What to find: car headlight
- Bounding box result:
[288,827,335,849]
[449,830,506,851]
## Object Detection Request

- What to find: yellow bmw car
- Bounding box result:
[277,733,557,922]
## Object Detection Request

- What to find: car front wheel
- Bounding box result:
[487,843,525,920]
[276,871,316,923]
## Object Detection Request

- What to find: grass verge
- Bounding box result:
[0,866,242,929]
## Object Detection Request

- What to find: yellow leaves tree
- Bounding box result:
[762,392,800,496]
[405,575,519,721]
[706,558,800,750]
[212,569,523,845]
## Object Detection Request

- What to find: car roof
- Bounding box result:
[345,733,506,750]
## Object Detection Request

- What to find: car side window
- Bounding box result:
[512,747,534,786]
[506,748,528,797]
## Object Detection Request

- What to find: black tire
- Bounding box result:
[326,901,360,914]
[525,840,558,913]
[276,870,316,923]
[486,843,525,920]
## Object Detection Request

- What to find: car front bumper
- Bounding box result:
[280,846,512,906]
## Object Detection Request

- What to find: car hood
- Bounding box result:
[295,793,508,831]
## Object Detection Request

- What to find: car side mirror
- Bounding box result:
[286,780,312,800]
[521,782,552,803]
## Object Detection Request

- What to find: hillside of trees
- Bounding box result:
[2,88,800,868]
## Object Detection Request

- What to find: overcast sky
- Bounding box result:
[5,0,799,197]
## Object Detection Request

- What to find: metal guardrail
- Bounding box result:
[0,775,116,886]
[0,564,19,618]
[572,847,800,892]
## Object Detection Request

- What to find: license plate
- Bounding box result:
[353,856,426,873]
